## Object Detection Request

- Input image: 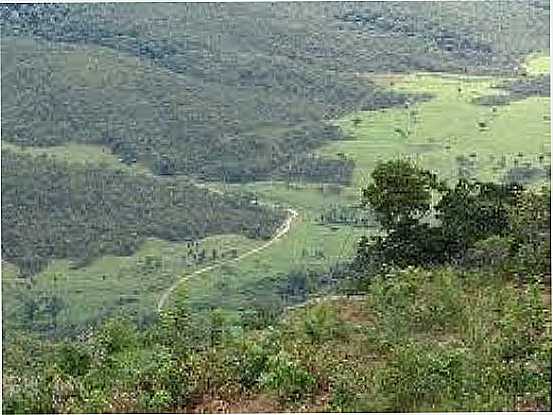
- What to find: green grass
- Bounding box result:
[2,234,262,332]
[319,70,550,189]
[182,217,366,312]
[524,53,551,76]
[1,141,151,173]
[169,177,372,312]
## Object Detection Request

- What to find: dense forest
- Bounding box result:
[1,150,284,276]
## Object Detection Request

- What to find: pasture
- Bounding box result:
[319,68,550,191]
[2,233,263,333]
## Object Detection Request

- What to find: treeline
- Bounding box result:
[474,75,550,106]
[1,150,285,276]
[318,204,372,227]
[353,159,550,280]
[334,1,549,75]
[274,152,355,185]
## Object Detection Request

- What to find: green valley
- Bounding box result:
[1,2,550,413]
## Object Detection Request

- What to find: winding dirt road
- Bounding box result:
[156,207,299,312]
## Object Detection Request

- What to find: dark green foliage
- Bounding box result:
[436,179,522,253]
[462,236,513,272]
[334,2,548,75]
[318,204,373,227]
[56,342,92,377]
[509,187,551,277]
[361,159,445,230]
[19,293,66,332]
[356,160,538,270]
[504,166,549,185]
[1,151,285,275]
[356,160,451,268]
[474,75,551,106]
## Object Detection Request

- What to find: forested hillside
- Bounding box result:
[1,2,549,182]
[1,150,284,276]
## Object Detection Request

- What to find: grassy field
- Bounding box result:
[319,67,550,191]
[1,141,150,174]
[181,209,369,313]
[2,233,263,333]
[524,53,551,76]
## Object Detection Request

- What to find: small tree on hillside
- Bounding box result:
[356,160,449,268]
[361,159,446,232]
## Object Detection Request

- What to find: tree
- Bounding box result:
[361,159,445,231]
[356,161,529,270]
[436,179,522,252]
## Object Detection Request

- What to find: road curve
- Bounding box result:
[157,207,299,312]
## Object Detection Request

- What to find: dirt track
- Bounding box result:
[156,207,299,312]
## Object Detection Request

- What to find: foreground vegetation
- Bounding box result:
[4,266,549,413]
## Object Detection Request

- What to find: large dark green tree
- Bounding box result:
[357,159,448,268]
[356,159,538,270]
[436,179,523,252]
[361,159,446,231]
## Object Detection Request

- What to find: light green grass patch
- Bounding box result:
[524,53,550,75]
[320,72,550,188]
[182,217,367,312]
[1,141,151,175]
[2,234,261,331]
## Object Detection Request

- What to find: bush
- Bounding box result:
[260,351,316,402]
[56,342,92,377]
[462,235,513,273]
[366,267,465,339]
[235,339,272,388]
[376,342,470,411]
[302,304,346,344]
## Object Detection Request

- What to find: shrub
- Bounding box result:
[56,342,92,377]
[463,236,513,270]
[376,342,469,411]
[302,304,346,344]
[231,338,273,389]
[260,351,316,402]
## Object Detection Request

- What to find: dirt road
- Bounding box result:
[157,207,299,312]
